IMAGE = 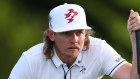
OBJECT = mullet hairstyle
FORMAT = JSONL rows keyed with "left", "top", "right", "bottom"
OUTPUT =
{"left": 43, "top": 29, "right": 94, "bottom": 59}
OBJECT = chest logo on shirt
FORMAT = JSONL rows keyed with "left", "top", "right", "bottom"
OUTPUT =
{"left": 65, "top": 9, "right": 78, "bottom": 23}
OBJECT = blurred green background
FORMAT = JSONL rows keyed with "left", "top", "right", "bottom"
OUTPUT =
{"left": 0, "top": 0, "right": 140, "bottom": 79}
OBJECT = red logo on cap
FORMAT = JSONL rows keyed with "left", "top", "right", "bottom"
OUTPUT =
{"left": 65, "top": 9, "right": 78, "bottom": 23}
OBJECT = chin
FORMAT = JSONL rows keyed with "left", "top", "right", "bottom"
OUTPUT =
{"left": 68, "top": 52, "right": 80, "bottom": 57}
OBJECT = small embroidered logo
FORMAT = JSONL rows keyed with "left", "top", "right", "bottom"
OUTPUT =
{"left": 115, "top": 57, "right": 122, "bottom": 62}
{"left": 65, "top": 9, "right": 78, "bottom": 23}
{"left": 80, "top": 66, "right": 86, "bottom": 74}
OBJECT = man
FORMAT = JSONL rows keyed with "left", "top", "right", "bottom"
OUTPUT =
{"left": 9, "top": 3, "right": 140, "bottom": 79}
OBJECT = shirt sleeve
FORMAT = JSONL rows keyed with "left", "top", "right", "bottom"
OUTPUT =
{"left": 101, "top": 41, "right": 127, "bottom": 77}
{"left": 8, "top": 52, "right": 32, "bottom": 79}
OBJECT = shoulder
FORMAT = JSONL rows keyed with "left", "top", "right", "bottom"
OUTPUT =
{"left": 89, "top": 36, "right": 107, "bottom": 47}
{"left": 9, "top": 43, "right": 47, "bottom": 79}
{"left": 23, "top": 43, "right": 44, "bottom": 56}
{"left": 87, "top": 36, "right": 119, "bottom": 61}
{"left": 88, "top": 36, "right": 118, "bottom": 56}
{"left": 22, "top": 43, "right": 46, "bottom": 63}
{"left": 87, "top": 36, "right": 127, "bottom": 77}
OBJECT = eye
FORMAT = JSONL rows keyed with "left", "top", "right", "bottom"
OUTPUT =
{"left": 76, "top": 30, "right": 83, "bottom": 35}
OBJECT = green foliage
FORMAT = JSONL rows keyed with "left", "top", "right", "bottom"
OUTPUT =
{"left": 0, "top": 0, "right": 140, "bottom": 79}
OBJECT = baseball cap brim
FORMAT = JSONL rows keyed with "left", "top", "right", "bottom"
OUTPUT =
{"left": 52, "top": 25, "right": 91, "bottom": 32}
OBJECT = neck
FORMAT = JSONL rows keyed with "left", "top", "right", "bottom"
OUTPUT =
{"left": 62, "top": 57, "right": 76, "bottom": 68}
{"left": 55, "top": 51, "right": 77, "bottom": 68}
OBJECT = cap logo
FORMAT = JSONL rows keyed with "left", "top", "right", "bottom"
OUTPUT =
{"left": 65, "top": 9, "right": 78, "bottom": 23}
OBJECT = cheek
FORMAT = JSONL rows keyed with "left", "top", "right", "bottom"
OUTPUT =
{"left": 79, "top": 36, "right": 86, "bottom": 48}
{"left": 54, "top": 39, "right": 68, "bottom": 55}
{"left": 54, "top": 38, "right": 67, "bottom": 49}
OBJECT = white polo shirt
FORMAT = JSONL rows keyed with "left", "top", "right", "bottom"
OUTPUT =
{"left": 9, "top": 37, "right": 126, "bottom": 79}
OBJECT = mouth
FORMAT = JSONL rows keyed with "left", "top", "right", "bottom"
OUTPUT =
{"left": 67, "top": 45, "right": 80, "bottom": 50}
{"left": 68, "top": 47, "right": 78, "bottom": 49}
{"left": 65, "top": 45, "right": 81, "bottom": 55}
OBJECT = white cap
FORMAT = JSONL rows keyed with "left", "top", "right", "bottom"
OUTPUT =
{"left": 48, "top": 3, "right": 91, "bottom": 32}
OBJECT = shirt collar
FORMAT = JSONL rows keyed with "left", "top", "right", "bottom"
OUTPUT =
{"left": 51, "top": 48, "right": 83, "bottom": 68}
{"left": 51, "top": 48, "right": 63, "bottom": 68}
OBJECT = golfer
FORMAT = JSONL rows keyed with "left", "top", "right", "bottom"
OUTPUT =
{"left": 9, "top": 3, "right": 140, "bottom": 79}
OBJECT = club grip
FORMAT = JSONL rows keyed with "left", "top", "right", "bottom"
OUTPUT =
{"left": 136, "top": 30, "right": 140, "bottom": 75}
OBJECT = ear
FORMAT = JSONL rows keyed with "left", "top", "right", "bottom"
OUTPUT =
{"left": 85, "top": 30, "right": 87, "bottom": 33}
{"left": 46, "top": 29, "right": 55, "bottom": 41}
{"left": 84, "top": 30, "right": 87, "bottom": 35}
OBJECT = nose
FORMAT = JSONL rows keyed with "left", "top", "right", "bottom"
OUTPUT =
{"left": 70, "top": 33, "right": 78, "bottom": 43}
